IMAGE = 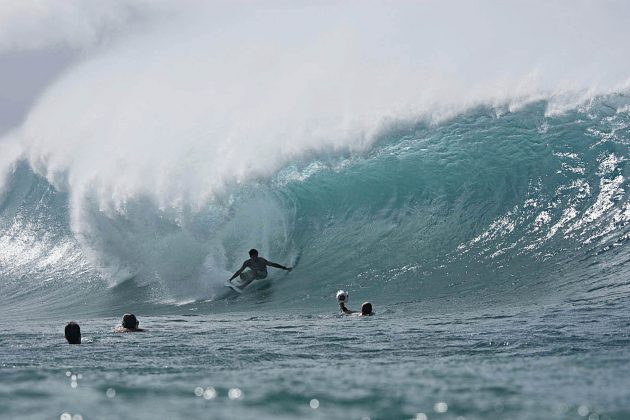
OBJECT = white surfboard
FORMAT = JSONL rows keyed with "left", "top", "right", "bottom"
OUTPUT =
{"left": 224, "top": 281, "right": 244, "bottom": 294}
{"left": 225, "top": 269, "right": 259, "bottom": 293}
{"left": 224, "top": 272, "right": 255, "bottom": 293}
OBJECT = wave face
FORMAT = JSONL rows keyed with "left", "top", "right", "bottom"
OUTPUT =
{"left": 1, "top": 97, "right": 629, "bottom": 316}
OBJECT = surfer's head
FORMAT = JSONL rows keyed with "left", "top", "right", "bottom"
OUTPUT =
{"left": 249, "top": 249, "right": 259, "bottom": 258}
{"left": 361, "top": 302, "right": 373, "bottom": 316}
{"left": 65, "top": 321, "right": 81, "bottom": 344}
{"left": 122, "top": 313, "right": 139, "bottom": 329}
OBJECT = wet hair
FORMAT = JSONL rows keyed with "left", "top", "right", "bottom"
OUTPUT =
{"left": 249, "top": 249, "right": 259, "bottom": 257}
{"left": 122, "top": 313, "right": 139, "bottom": 329}
{"left": 65, "top": 321, "right": 81, "bottom": 344}
{"left": 361, "top": 302, "right": 373, "bottom": 316}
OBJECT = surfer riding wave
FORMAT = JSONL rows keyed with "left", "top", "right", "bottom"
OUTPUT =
{"left": 227, "top": 249, "right": 292, "bottom": 289}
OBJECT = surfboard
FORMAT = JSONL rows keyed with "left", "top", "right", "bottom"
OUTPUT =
{"left": 224, "top": 281, "right": 244, "bottom": 294}
{"left": 224, "top": 270, "right": 257, "bottom": 293}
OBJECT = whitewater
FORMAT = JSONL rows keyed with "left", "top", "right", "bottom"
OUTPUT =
{"left": 1, "top": 1, "right": 629, "bottom": 419}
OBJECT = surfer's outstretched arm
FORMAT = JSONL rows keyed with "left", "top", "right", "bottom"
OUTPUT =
{"left": 228, "top": 261, "right": 248, "bottom": 281}
{"left": 266, "top": 261, "right": 292, "bottom": 271}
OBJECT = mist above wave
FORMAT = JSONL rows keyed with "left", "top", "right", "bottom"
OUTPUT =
{"left": 0, "top": 1, "right": 627, "bottom": 208}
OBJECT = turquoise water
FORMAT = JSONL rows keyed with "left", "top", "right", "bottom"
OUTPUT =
{"left": 1, "top": 100, "right": 630, "bottom": 418}
{"left": 1, "top": 304, "right": 628, "bottom": 420}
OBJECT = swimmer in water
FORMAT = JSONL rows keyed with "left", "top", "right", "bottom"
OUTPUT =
{"left": 114, "top": 313, "right": 145, "bottom": 332}
{"left": 65, "top": 321, "right": 81, "bottom": 344}
{"left": 336, "top": 290, "right": 373, "bottom": 316}
{"left": 228, "top": 249, "right": 292, "bottom": 288}
{"left": 340, "top": 301, "right": 374, "bottom": 316}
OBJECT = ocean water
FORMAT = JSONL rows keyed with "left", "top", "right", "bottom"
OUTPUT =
{"left": 1, "top": 303, "right": 628, "bottom": 420}
{"left": 1, "top": 97, "right": 630, "bottom": 419}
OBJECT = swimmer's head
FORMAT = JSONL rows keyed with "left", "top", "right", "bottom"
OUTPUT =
{"left": 122, "top": 313, "right": 139, "bottom": 329}
{"left": 361, "top": 302, "right": 373, "bottom": 316}
{"left": 249, "top": 249, "right": 259, "bottom": 258}
{"left": 65, "top": 321, "right": 81, "bottom": 344}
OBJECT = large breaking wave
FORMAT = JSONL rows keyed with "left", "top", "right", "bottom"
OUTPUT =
{"left": 1, "top": 1, "right": 630, "bottom": 317}
{"left": 1, "top": 98, "right": 629, "bottom": 316}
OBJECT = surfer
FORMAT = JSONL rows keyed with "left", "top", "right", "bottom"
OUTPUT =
{"left": 227, "top": 249, "right": 292, "bottom": 288}
{"left": 114, "top": 313, "right": 145, "bottom": 332}
{"left": 65, "top": 321, "right": 81, "bottom": 344}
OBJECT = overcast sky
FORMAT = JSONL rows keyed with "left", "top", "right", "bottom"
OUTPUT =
{"left": 0, "top": 49, "right": 75, "bottom": 135}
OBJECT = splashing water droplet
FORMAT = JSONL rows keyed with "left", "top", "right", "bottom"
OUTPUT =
{"left": 578, "top": 405, "right": 590, "bottom": 417}
{"left": 227, "top": 388, "right": 242, "bottom": 400}
{"left": 203, "top": 387, "right": 217, "bottom": 400}
{"left": 434, "top": 402, "right": 448, "bottom": 413}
